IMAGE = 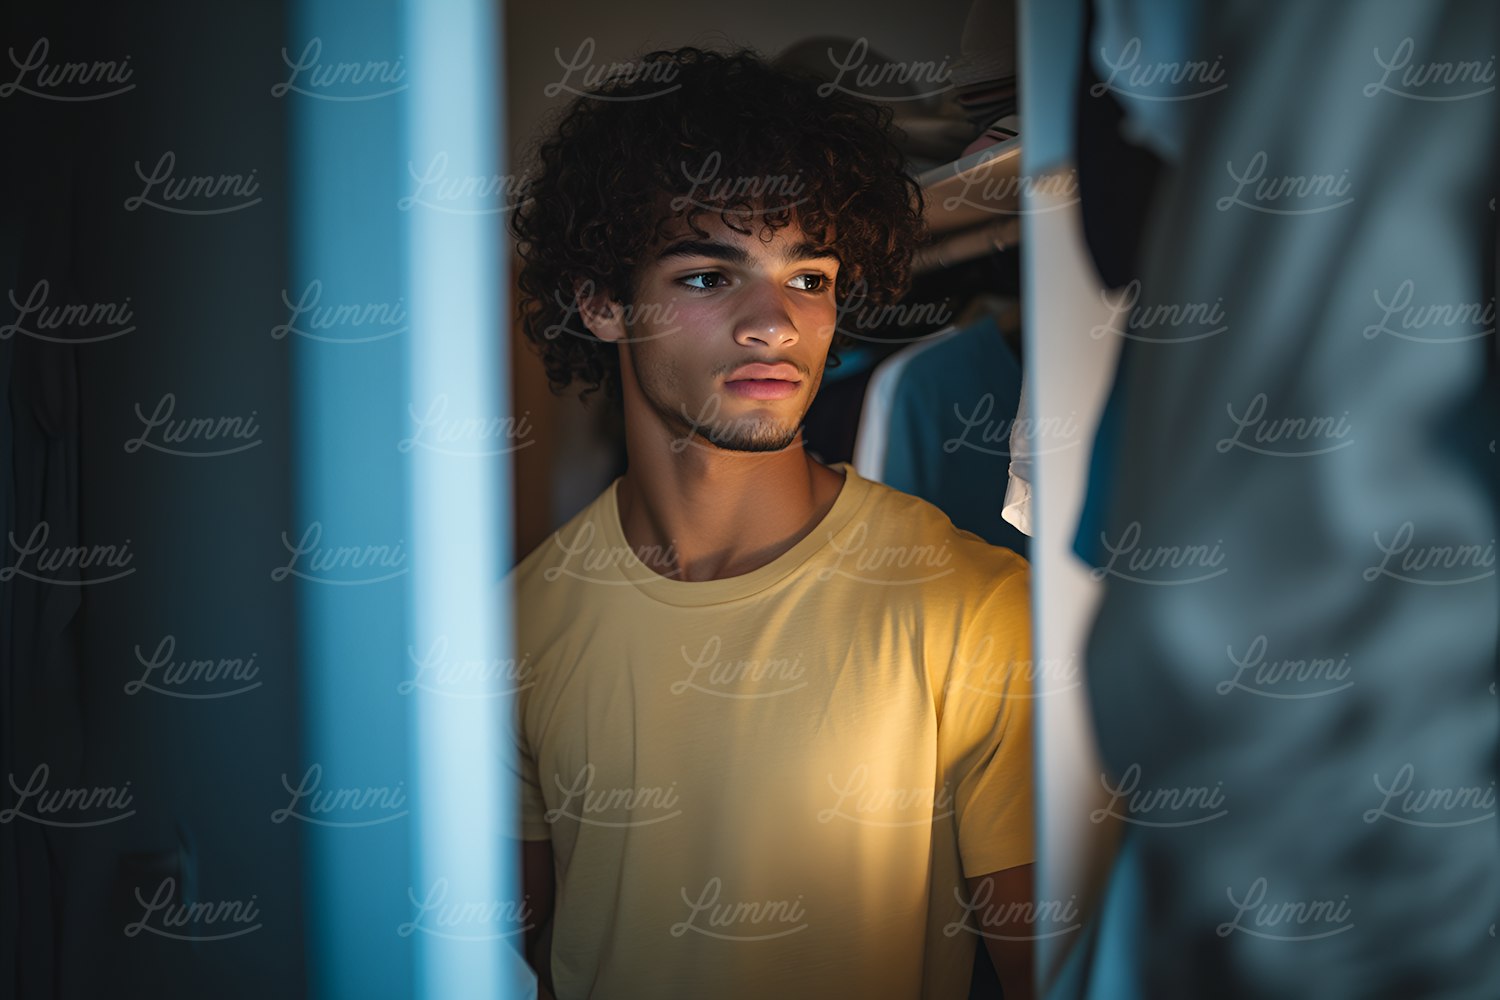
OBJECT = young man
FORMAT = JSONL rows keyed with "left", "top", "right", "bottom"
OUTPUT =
{"left": 505, "top": 46, "right": 1034, "bottom": 1000}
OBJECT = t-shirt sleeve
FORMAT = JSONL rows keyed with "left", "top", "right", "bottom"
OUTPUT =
{"left": 938, "top": 562, "right": 1035, "bottom": 877}
{"left": 507, "top": 688, "right": 553, "bottom": 842}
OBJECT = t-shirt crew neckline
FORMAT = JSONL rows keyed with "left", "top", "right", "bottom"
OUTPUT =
{"left": 600, "top": 461, "right": 873, "bottom": 607}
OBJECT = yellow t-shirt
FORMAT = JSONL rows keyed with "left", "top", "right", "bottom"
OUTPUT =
{"left": 506, "top": 461, "right": 1034, "bottom": 999}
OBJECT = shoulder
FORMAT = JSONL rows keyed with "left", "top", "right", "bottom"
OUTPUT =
{"left": 495, "top": 482, "right": 619, "bottom": 635}
{"left": 847, "top": 470, "right": 1028, "bottom": 593}
{"left": 510, "top": 483, "right": 614, "bottom": 580}
{"left": 843, "top": 477, "right": 1032, "bottom": 701}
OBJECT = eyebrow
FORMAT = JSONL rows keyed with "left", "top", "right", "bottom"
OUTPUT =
{"left": 653, "top": 238, "right": 840, "bottom": 267}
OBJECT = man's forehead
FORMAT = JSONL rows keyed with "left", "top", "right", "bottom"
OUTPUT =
{"left": 646, "top": 211, "right": 838, "bottom": 262}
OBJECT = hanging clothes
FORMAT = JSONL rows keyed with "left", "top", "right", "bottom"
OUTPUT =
{"left": 1001, "top": 373, "right": 1033, "bottom": 537}
{"left": 853, "top": 314, "right": 1029, "bottom": 557}
{"left": 1059, "top": 2, "right": 1500, "bottom": 998}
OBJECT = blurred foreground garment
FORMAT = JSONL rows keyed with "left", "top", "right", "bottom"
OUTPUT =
{"left": 1057, "top": 2, "right": 1500, "bottom": 998}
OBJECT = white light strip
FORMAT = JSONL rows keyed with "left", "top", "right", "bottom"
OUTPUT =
{"left": 402, "top": 0, "right": 519, "bottom": 995}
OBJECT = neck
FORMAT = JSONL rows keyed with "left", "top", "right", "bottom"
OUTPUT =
{"left": 615, "top": 422, "right": 845, "bottom": 583}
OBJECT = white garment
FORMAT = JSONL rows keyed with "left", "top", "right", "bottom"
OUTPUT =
{"left": 1001, "top": 373, "right": 1033, "bottom": 536}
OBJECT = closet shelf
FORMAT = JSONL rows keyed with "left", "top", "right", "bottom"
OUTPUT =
{"left": 917, "top": 133, "right": 1022, "bottom": 237}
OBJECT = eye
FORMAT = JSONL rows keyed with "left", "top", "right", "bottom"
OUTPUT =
{"left": 678, "top": 272, "right": 728, "bottom": 292}
{"left": 790, "top": 273, "right": 833, "bottom": 293}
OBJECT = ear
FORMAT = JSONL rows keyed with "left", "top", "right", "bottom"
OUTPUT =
{"left": 572, "top": 277, "right": 628, "bottom": 344}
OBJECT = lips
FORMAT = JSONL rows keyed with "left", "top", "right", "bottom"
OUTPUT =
{"left": 724, "top": 378, "right": 800, "bottom": 400}
{"left": 723, "top": 361, "right": 802, "bottom": 401}
{"left": 726, "top": 362, "right": 801, "bottom": 383}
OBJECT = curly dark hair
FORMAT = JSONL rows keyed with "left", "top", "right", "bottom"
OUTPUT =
{"left": 509, "top": 45, "right": 927, "bottom": 403}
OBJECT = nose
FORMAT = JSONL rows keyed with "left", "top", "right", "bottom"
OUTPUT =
{"left": 731, "top": 278, "right": 799, "bottom": 351}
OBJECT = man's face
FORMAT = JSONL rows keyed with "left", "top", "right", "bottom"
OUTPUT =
{"left": 612, "top": 211, "right": 842, "bottom": 453}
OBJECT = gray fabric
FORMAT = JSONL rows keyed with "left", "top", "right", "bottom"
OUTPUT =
{"left": 1073, "top": 2, "right": 1499, "bottom": 997}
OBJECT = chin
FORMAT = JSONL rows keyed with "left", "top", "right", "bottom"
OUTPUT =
{"left": 712, "top": 435, "right": 801, "bottom": 454}
{"left": 657, "top": 382, "right": 808, "bottom": 454}
{"left": 698, "top": 417, "right": 803, "bottom": 453}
